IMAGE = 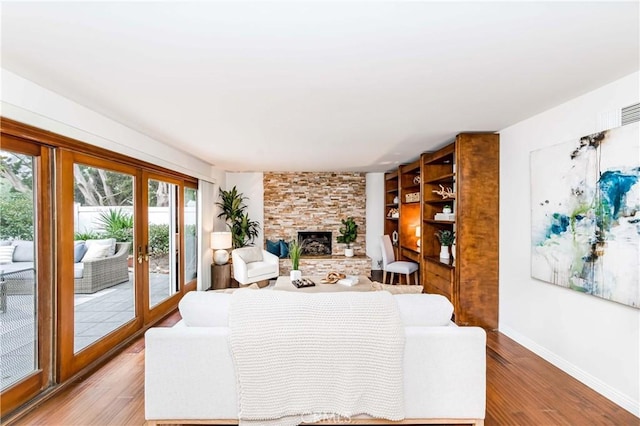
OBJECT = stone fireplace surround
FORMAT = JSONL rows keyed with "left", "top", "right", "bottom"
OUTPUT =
{"left": 263, "top": 172, "right": 370, "bottom": 276}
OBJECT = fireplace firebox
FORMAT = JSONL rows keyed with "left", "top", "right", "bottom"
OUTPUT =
{"left": 298, "top": 231, "right": 332, "bottom": 256}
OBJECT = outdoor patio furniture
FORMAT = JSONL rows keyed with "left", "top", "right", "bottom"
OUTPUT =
{"left": 74, "top": 242, "right": 130, "bottom": 294}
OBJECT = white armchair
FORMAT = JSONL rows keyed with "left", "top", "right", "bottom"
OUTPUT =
{"left": 231, "top": 247, "right": 279, "bottom": 285}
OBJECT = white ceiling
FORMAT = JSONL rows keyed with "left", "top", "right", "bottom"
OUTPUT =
{"left": 1, "top": 2, "right": 638, "bottom": 172}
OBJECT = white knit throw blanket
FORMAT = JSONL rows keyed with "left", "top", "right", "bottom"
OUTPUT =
{"left": 229, "top": 290, "right": 405, "bottom": 426}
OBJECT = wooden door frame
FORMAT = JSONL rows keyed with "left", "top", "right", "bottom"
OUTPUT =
{"left": 57, "top": 151, "right": 142, "bottom": 381}
{"left": 0, "top": 136, "right": 54, "bottom": 415}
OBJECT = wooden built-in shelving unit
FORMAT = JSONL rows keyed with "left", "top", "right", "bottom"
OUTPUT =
{"left": 385, "top": 132, "right": 499, "bottom": 329}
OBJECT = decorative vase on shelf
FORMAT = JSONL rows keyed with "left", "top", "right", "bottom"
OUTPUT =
{"left": 440, "top": 245, "right": 450, "bottom": 260}
{"left": 393, "top": 196, "right": 399, "bottom": 204}
{"left": 442, "top": 205, "right": 452, "bottom": 214}
{"left": 345, "top": 247, "right": 354, "bottom": 257}
{"left": 290, "top": 270, "right": 302, "bottom": 281}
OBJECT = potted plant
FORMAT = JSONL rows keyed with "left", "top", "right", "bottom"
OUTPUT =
{"left": 435, "top": 229, "right": 455, "bottom": 260}
{"left": 216, "top": 186, "right": 260, "bottom": 248}
{"left": 336, "top": 217, "right": 358, "bottom": 257}
{"left": 288, "top": 239, "right": 303, "bottom": 281}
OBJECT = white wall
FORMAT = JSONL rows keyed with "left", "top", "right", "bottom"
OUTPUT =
{"left": 225, "top": 172, "right": 264, "bottom": 248}
{"left": 366, "top": 173, "right": 385, "bottom": 269}
{"left": 1, "top": 69, "right": 217, "bottom": 182}
{"left": 499, "top": 71, "right": 640, "bottom": 416}
{"left": 1, "top": 69, "right": 227, "bottom": 292}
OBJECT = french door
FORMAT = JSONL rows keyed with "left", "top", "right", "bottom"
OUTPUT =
{"left": 57, "top": 156, "right": 196, "bottom": 380}
{"left": 0, "top": 135, "right": 53, "bottom": 414}
{"left": 1, "top": 118, "right": 199, "bottom": 416}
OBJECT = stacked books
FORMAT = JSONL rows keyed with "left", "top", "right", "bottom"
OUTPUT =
{"left": 435, "top": 213, "right": 455, "bottom": 221}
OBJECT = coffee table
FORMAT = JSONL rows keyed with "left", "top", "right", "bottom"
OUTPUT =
{"left": 273, "top": 275, "right": 373, "bottom": 293}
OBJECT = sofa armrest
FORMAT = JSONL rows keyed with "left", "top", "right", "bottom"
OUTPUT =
{"left": 145, "top": 327, "right": 238, "bottom": 420}
{"left": 231, "top": 250, "right": 249, "bottom": 283}
{"left": 403, "top": 326, "right": 487, "bottom": 419}
{"left": 262, "top": 250, "right": 279, "bottom": 265}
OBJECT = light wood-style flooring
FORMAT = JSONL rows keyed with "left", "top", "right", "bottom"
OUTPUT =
{"left": 7, "top": 312, "right": 638, "bottom": 426}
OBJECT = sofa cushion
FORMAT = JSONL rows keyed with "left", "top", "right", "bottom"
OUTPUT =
{"left": 371, "top": 282, "right": 423, "bottom": 294}
{"left": 12, "top": 240, "right": 34, "bottom": 262}
{"left": 85, "top": 238, "right": 116, "bottom": 257}
{"left": 0, "top": 245, "right": 16, "bottom": 264}
{"left": 235, "top": 247, "right": 263, "bottom": 264}
{"left": 74, "top": 241, "right": 88, "bottom": 263}
{"left": 266, "top": 239, "right": 281, "bottom": 257}
{"left": 278, "top": 239, "right": 289, "bottom": 258}
{"left": 394, "top": 294, "right": 454, "bottom": 326}
{"left": 246, "top": 261, "right": 277, "bottom": 278}
{"left": 82, "top": 243, "right": 111, "bottom": 261}
{"left": 74, "top": 263, "right": 85, "bottom": 279}
{"left": 179, "top": 291, "right": 232, "bottom": 326}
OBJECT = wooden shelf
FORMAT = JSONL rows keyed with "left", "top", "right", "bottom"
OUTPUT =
{"left": 402, "top": 200, "right": 420, "bottom": 205}
{"left": 402, "top": 183, "right": 421, "bottom": 190}
{"left": 386, "top": 188, "right": 399, "bottom": 193}
{"left": 424, "top": 198, "right": 456, "bottom": 204}
{"left": 385, "top": 217, "right": 398, "bottom": 221}
{"left": 424, "top": 219, "right": 455, "bottom": 224}
{"left": 386, "top": 203, "right": 399, "bottom": 207}
{"left": 425, "top": 173, "right": 455, "bottom": 184}
{"left": 423, "top": 255, "right": 455, "bottom": 269}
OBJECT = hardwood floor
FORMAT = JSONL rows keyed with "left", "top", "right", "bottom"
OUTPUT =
{"left": 6, "top": 313, "right": 638, "bottom": 426}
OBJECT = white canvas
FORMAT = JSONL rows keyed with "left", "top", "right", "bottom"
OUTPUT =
{"left": 530, "top": 122, "right": 640, "bottom": 308}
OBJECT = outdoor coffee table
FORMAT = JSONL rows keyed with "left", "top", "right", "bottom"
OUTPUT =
{"left": 273, "top": 275, "right": 373, "bottom": 293}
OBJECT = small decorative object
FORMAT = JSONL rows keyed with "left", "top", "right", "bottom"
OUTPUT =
{"left": 413, "top": 175, "right": 421, "bottom": 184}
{"left": 392, "top": 195, "right": 399, "bottom": 204}
{"left": 292, "top": 278, "right": 315, "bottom": 288}
{"left": 289, "top": 239, "right": 302, "bottom": 280}
{"left": 210, "top": 232, "right": 232, "bottom": 265}
{"left": 337, "top": 217, "right": 358, "bottom": 257}
{"left": 442, "top": 205, "right": 452, "bottom": 214}
{"left": 432, "top": 184, "right": 455, "bottom": 199}
{"left": 435, "top": 230, "right": 455, "bottom": 260}
{"left": 320, "top": 271, "right": 346, "bottom": 284}
{"left": 391, "top": 230, "right": 399, "bottom": 245}
{"left": 387, "top": 207, "right": 399, "bottom": 218}
{"left": 405, "top": 192, "right": 420, "bottom": 203}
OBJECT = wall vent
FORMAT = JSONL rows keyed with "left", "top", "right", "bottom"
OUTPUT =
{"left": 621, "top": 102, "right": 640, "bottom": 126}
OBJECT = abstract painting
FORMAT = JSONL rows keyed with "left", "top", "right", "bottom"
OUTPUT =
{"left": 531, "top": 122, "right": 639, "bottom": 308}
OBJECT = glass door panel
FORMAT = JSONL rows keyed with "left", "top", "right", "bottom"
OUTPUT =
{"left": 184, "top": 186, "right": 198, "bottom": 285}
{"left": 0, "top": 150, "right": 37, "bottom": 390}
{"left": 73, "top": 164, "right": 135, "bottom": 353}
{"left": 148, "top": 179, "right": 178, "bottom": 307}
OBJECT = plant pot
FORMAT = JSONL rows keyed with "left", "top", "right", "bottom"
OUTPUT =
{"left": 439, "top": 245, "right": 450, "bottom": 259}
{"left": 344, "top": 248, "right": 354, "bottom": 257}
{"left": 290, "top": 270, "right": 302, "bottom": 281}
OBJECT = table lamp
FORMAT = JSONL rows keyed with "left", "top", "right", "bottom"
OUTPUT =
{"left": 211, "top": 232, "right": 232, "bottom": 265}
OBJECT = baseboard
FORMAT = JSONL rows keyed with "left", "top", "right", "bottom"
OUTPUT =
{"left": 499, "top": 325, "right": 639, "bottom": 417}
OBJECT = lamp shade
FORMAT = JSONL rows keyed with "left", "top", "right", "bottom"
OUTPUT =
{"left": 210, "top": 232, "right": 232, "bottom": 250}
{"left": 415, "top": 226, "right": 421, "bottom": 237}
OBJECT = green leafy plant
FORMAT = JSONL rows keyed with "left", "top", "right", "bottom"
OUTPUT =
{"left": 336, "top": 216, "right": 358, "bottom": 248}
{"left": 96, "top": 208, "right": 134, "bottom": 244}
{"left": 435, "top": 229, "right": 455, "bottom": 246}
{"left": 148, "top": 224, "right": 170, "bottom": 255}
{"left": 288, "top": 239, "right": 302, "bottom": 271}
{"left": 216, "top": 186, "right": 260, "bottom": 248}
{"left": 0, "top": 191, "right": 34, "bottom": 240}
{"left": 74, "top": 230, "right": 102, "bottom": 241}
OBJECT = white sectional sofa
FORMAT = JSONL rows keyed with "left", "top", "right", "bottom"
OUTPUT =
{"left": 145, "top": 291, "right": 487, "bottom": 425}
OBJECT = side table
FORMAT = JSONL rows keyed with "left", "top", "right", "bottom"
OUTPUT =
{"left": 210, "top": 263, "right": 232, "bottom": 290}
